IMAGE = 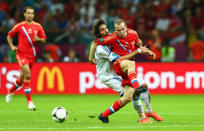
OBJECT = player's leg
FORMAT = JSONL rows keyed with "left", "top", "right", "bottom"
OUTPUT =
{"left": 21, "top": 64, "right": 35, "bottom": 110}
{"left": 102, "top": 77, "right": 149, "bottom": 123}
{"left": 5, "top": 54, "right": 25, "bottom": 103}
{"left": 140, "top": 83, "right": 163, "bottom": 121}
{"left": 9, "top": 71, "right": 24, "bottom": 93}
{"left": 98, "top": 84, "right": 135, "bottom": 123}
{"left": 5, "top": 72, "right": 24, "bottom": 103}
{"left": 132, "top": 96, "right": 151, "bottom": 123}
{"left": 117, "top": 59, "right": 140, "bottom": 90}
{"left": 131, "top": 78, "right": 151, "bottom": 123}
{"left": 101, "top": 76, "right": 124, "bottom": 97}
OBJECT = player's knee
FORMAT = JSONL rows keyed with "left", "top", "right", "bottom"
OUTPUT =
{"left": 127, "top": 61, "right": 135, "bottom": 68}
{"left": 24, "top": 73, "right": 31, "bottom": 79}
{"left": 124, "top": 96, "right": 132, "bottom": 102}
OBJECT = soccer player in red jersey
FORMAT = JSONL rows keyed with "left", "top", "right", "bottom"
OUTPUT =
{"left": 95, "top": 19, "right": 163, "bottom": 123}
{"left": 6, "top": 6, "right": 46, "bottom": 110}
{"left": 96, "top": 19, "right": 151, "bottom": 92}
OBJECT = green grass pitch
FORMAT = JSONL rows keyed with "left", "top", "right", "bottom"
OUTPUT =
{"left": 0, "top": 94, "right": 204, "bottom": 131}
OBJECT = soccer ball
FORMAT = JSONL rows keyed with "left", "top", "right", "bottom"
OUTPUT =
{"left": 52, "top": 107, "right": 68, "bottom": 123}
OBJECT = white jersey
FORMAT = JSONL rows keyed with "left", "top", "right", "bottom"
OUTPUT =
{"left": 95, "top": 45, "right": 120, "bottom": 81}
{"left": 95, "top": 45, "right": 123, "bottom": 95}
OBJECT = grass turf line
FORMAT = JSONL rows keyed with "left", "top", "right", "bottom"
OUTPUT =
{"left": 0, "top": 95, "right": 204, "bottom": 131}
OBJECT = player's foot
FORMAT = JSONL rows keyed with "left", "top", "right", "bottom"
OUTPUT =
{"left": 5, "top": 93, "right": 14, "bottom": 103}
{"left": 98, "top": 113, "right": 109, "bottom": 123}
{"left": 27, "top": 101, "right": 36, "bottom": 111}
{"left": 139, "top": 117, "right": 152, "bottom": 123}
{"left": 145, "top": 111, "right": 163, "bottom": 121}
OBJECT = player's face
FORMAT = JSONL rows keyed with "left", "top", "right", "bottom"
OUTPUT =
{"left": 24, "top": 9, "right": 34, "bottom": 22}
{"left": 114, "top": 22, "right": 127, "bottom": 38}
{"left": 99, "top": 24, "right": 109, "bottom": 37}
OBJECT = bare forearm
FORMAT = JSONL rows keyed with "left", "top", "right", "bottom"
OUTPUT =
{"left": 89, "top": 41, "right": 97, "bottom": 61}
{"left": 7, "top": 35, "right": 14, "bottom": 48}
{"left": 119, "top": 50, "right": 139, "bottom": 60}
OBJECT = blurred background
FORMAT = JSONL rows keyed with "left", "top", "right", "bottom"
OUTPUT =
{"left": 0, "top": 0, "right": 204, "bottom": 63}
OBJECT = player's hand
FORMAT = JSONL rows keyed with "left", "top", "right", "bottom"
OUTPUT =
{"left": 33, "top": 35, "right": 40, "bottom": 42}
{"left": 11, "top": 46, "right": 17, "bottom": 52}
{"left": 89, "top": 59, "right": 97, "bottom": 65}
{"left": 147, "top": 51, "right": 156, "bottom": 60}
{"left": 139, "top": 46, "right": 149, "bottom": 54}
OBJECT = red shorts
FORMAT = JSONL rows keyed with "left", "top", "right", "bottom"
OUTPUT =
{"left": 113, "top": 59, "right": 132, "bottom": 87}
{"left": 16, "top": 54, "right": 35, "bottom": 69}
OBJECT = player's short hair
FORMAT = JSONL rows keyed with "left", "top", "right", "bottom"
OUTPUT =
{"left": 24, "top": 6, "right": 34, "bottom": 13}
{"left": 92, "top": 19, "right": 106, "bottom": 38}
{"left": 114, "top": 19, "right": 126, "bottom": 26}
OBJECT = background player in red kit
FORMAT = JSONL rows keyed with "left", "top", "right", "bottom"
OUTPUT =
{"left": 6, "top": 6, "right": 46, "bottom": 110}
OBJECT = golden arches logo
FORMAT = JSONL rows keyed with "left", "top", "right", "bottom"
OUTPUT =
{"left": 37, "top": 66, "right": 65, "bottom": 92}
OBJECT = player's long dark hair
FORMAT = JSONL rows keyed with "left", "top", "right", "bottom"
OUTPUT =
{"left": 92, "top": 19, "right": 106, "bottom": 39}
{"left": 24, "top": 6, "right": 35, "bottom": 13}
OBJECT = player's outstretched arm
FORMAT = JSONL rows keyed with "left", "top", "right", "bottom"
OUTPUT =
{"left": 89, "top": 41, "right": 97, "bottom": 65}
{"left": 136, "top": 39, "right": 156, "bottom": 60}
{"left": 119, "top": 49, "right": 141, "bottom": 60}
{"left": 7, "top": 35, "right": 17, "bottom": 52}
{"left": 140, "top": 46, "right": 156, "bottom": 60}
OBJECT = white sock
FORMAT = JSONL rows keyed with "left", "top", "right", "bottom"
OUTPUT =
{"left": 132, "top": 97, "right": 145, "bottom": 119}
{"left": 140, "top": 89, "right": 152, "bottom": 113}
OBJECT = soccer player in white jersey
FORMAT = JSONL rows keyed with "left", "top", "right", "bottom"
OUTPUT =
{"left": 89, "top": 20, "right": 163, "bottom": 123}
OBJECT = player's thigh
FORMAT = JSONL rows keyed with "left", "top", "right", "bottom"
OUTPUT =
{"left": 120, "top": 60, "right": 135, "bottom": 73}
{"left": 103, "top": 78, "right": 124, "bottom": 96}
{"left": 18, "top": 71, "right": 24, "bottom": 82}
{"left": 21, "top": 64, "right": 31, "bottom": 75}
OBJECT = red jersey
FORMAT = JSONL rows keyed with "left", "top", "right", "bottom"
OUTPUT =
{"left": 8, "top": 21, "right": 46, "bottom": 57}
{"left": 97, "top": 28, "right": 139, "bottom": 56}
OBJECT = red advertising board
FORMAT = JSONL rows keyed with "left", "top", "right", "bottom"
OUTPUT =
{"left": 0, "top": 63, "right": 204, "bottom": 94}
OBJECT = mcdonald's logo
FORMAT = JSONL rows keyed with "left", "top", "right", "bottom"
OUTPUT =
{"left": 37, "top": 66, "right": 65, "bottom": 92}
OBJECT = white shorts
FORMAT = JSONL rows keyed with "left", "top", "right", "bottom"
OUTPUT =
{"left": 100, "top": 75, "right": 146, "bottom": 96}
{"left": 100, "top": 75, "right": 124, "bottom": 96}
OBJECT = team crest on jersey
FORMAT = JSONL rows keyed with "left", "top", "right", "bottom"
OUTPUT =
{"left": 28, "top": 28, "right": 32, "bottom": 34}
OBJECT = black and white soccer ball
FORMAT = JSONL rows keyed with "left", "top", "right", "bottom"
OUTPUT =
{"left": 52, "top": 107, "right": 68, "bottom": 123}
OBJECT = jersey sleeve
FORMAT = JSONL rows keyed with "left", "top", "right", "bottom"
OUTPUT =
{"left": 96, "top": 46, "right": 120, "bottom": 62}
{"left": 38, "top": 25, "right": 46, "bottom": 40}
{"left": 96, "top": 33, "right": 117, "bottom": 45}
{"left": 8, "top": 24, "right": 19, "bottom": 38}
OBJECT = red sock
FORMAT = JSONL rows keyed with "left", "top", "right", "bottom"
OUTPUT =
{"left": 128, "top": 72, "right": 139, "bottom": 90}
{"left": 23, "top": 79, "right": 32, "bottom": 101}
{"left": 8, "top": 79, "right": 22, "bottom": 94}
{"left": 102, "top": 99, "right": 124, "bottom": 117}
